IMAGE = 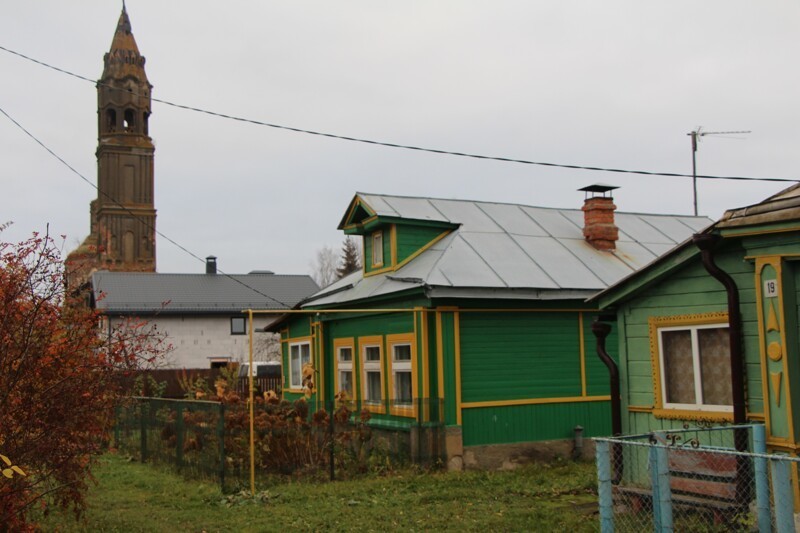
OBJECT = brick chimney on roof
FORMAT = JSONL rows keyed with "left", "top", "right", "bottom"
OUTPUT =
{"left": 579, "top": 184, "right": 619, "bottom": 251}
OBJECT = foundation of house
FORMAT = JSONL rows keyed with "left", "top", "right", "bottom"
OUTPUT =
{"left": 462, "top": 438, "right": 597, "bottom": 471}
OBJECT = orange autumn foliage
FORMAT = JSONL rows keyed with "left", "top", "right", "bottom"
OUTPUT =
{"left": 0, "top": 231, "right": 167, "bottom": 530}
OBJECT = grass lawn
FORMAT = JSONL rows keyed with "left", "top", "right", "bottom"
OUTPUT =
{"left": 38, "top": 453, "right": 599, "bottom": 532}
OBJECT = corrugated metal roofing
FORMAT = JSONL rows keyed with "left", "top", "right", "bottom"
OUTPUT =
{"left": 92, "top": 271, "right": 319, "bottom": 314}
{"left": 309, "top": 193, "right": 712, "bottom": 307}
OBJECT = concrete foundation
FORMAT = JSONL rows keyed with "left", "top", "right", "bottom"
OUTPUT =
{"left": 463, "top": 438, "right": 597, "bottom": 471}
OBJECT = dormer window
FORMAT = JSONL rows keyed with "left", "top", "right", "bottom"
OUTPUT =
{"left": 372, "top": 231, "right": 383, "bottom": 267}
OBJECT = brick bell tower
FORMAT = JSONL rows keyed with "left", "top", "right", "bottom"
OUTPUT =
{"left": 67, "top": 4, "right": 156, "bottom": 288}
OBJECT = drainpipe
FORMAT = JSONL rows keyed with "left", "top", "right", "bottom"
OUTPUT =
{"left": 692, "top": 232, "right": 749, "bottom": 506}
{"left": 593, "top": 318, "right": 623, "bottom": 483}
{"left": 692, "top": 233, "right": 746, "bottom": 427}
{"left": 593, "top": 320, "right": 622, "bottom": 437}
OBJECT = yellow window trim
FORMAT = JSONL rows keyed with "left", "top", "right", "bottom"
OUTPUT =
{"left": 358, "top": 335, "right": 385, "bottom": 414}
{"left": 648, "top": 312, "right": 730, "bottom": 416}
{"left": 387, "top": 333, "right": 417, "bottom": 418}
{"left": 333, "top": 337, "right": 356, "bottom": 401}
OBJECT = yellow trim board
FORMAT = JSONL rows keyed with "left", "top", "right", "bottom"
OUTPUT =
{"left": 461, "top": 395, "right": 610, "bottom": 409}
{"left": 454, "top": 312, "right": 462, "bottom": 426}
{"left": 436, "top": 312, "right": 445, "bottom": 402}
{"left": 579, "top": 312, "right": 587, "bottom": 397}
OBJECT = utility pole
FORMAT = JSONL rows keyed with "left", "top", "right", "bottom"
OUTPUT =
{"left": 688, "top": 127, "right": 750, "bottom": 215}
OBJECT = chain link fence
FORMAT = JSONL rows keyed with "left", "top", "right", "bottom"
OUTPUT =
{"left": 114, "top": 397, "right": 445, "bottom": 491}
{"left": 595, "top": 424, "right": 799, "bottom": 532}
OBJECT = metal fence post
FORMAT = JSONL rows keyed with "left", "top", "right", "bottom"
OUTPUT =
{"left": 596, "top": 439, "right": 615, "bottom": 533}
{"left": 218, "top": 402, "right": 225, "bottom": 492}
{"left": 114, "top": 404, "right": 120, "bottom": 448}
{"left": 650, "top": 433, "right": 673, "bottom": 532}
{"left": 329, "top": 399, "right": 335, "bottom": 482}
{"left": 771, "top": 458, "right": 794, "bottom": 533}
{"left": 752, "top": 424, "right": 772, "bottom": 533}
{"left": 139, "top": 399, "right": 148, "bottom": 463}
{"left": 175, "top": 403, "right": 184, "bottom": 468}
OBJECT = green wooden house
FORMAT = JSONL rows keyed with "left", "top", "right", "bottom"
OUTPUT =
{"left": 592, "top": 184, "right": 800, "bottom": 501}
{"left": 271, "top": 189, "right": 710, "bottom": 469}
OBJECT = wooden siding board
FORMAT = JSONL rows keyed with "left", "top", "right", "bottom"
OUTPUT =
{"left": 459, "top": 312, "right": 582, "bottom": 403}
{"left": 613, "top": 244, "right": 764, "bottom": 434}
{"left": 462, "top": 401, "right": 612, "bottom": 446}
{"left": 396, "top": 225, "right": 446, "bottom": 264}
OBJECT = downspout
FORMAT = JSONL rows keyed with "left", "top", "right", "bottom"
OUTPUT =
{"left": 592, "top": 318, "right": 623, "bottom": 483}
{"left": 692, "top": 233, "right": 746, "bottom": 426}
{"left": 692, "top": 232, "right": 749, "bottom": 506}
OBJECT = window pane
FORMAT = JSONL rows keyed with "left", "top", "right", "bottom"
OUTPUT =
{"left": 367, "top": 371, "right": 382, "bottom": 402}
{"left": 290, "top": 346, "right": 301, "bottom": 387}
{"left": 339, "top": 347, "right": 352, "bottom": 362}
{"left": 231, "top": 317, "right": 246, "bottom": 335}
{"left": 339, "top": 371, "right": 352, "bottom": 395}
{"left": 661, "top": 330, "right": 696, "bottom": 404}
{"left": 395, "top": 371, "right": 412, "bottom": 404}
{"left": 393, "top": 344, "right": 411, "bottom": 361}
{"left": 698, "top": 327, "right": 732, "bottom": 406}
{"left": 373, "top": 233, "right": 382, "bottom": 265}
{"left": 301, "top": 343, "right": 310, "bottom": 364}
{"left": 365, "top": 346, "right": 380, "bottom": 362}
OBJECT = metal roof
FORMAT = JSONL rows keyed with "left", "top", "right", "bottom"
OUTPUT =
{"left": 92, "top": 271, "right": 319, "bottom": 314}
{"left": 308, "top": 192, "right": 712, "bottom": 306}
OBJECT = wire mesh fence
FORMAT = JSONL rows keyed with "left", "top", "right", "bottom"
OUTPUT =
{"left": 114, "top": 397, "right": 445, "bottom": 491}
{"left": 595, "top": 424, "right": 799, "bottom": 532}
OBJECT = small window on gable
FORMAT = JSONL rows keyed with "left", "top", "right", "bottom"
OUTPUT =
{"left": 650, "top": 313, "right": 732, "bottom": 419}
{"left": 372, "top": 231, "right": 383, "bottom": 267}
{"left": 231, "top": 317, "right": 247, "bottom": 335}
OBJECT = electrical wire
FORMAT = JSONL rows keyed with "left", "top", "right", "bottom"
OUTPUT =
{"left": 0, "top": 104, "right": 292, "bottom": 309}
{"left": 1, "top": 44, "right": 796, "bottom": 184}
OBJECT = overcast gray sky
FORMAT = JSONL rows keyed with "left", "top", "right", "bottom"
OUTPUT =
{"left": 1, "top": 1, "right": 798, "bottom": 275}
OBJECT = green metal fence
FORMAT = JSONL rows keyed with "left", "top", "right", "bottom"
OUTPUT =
{"left": 114, "top": 397, "right": 445, "bottom": 491}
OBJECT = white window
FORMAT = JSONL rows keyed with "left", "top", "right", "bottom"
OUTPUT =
{"left": 289, "top": 341, "right": 311, "bottom": 390}
{"left": 372, "top": 231, "right": 383, "bottom": 267}
{"left": 337, "top": 345, "right": 354, "bottom": 396}
{"left": 392, "top": 343, "right": 412, "bottom": 406}
{"left": 658, "top": 324, "right": 732, "bottom": 412}
{"left": 362, "top": 344, "right": 382, "bottom": 404}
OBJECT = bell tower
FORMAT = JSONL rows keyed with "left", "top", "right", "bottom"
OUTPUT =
{"left": 67, "top": 4, "right": 156, "bottom": 287}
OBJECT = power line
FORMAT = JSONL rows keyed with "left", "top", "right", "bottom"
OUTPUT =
{"left": 0, "top": 104, "right": 291, "bottom": 309}
{"left": 1, "top": 43, "right": 796, "bottom": 184}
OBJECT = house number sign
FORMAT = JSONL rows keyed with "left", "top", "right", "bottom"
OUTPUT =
{"left": 764, "top": 279, "right": 778, "bottom": 298}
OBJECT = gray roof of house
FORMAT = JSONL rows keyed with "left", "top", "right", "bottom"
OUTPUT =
{"left": 92, "top": 271, "right": 319, "bottom": 314}
{"left": 307, "top": 192, "right": 712, "bottom": 306}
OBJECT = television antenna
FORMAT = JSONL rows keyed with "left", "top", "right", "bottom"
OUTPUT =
{"left": 688, "top": 127, "right": 751, "bottom": 215}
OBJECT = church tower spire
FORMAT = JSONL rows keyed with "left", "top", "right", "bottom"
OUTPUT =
{"left": 68, "top": 5, "right": 156, "bottom": 287}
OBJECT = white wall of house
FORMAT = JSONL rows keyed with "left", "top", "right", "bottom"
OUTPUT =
{"left": 108, "top": 314, "right": 281, "bottom": 369}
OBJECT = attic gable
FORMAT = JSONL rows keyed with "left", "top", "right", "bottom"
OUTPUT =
{"left": 339, "top": 195, "right": 377, "bottom": 232}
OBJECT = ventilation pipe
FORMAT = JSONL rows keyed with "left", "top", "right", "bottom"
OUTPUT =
{"left": 206, "top": 256, "right": 217, "bottom": 274}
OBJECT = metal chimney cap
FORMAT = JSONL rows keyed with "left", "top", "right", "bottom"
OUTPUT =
{"left": 579, "top": 184, "right": 619, "bottom": 194}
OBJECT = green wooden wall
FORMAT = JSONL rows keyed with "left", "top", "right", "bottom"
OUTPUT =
{"left": 395, "top": 225, "right": 446, "bottom": 265}
{"left": 614, "top": 241, "right": 764, "bottom": 435}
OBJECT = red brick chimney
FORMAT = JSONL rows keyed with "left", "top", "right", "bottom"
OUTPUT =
{"left": 579, "top": 184, "right": 619, "bottom": 251}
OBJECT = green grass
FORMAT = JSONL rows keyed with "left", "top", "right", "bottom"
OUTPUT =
{"left": 38, "top": 453, "right": 599, "bottom": 532}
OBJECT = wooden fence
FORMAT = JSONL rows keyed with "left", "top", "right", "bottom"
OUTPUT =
{"left": 127, "top": 368, "right": 282, "bottom": 399}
